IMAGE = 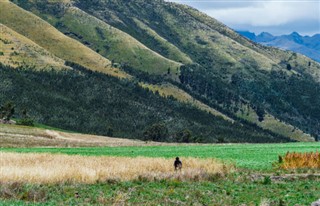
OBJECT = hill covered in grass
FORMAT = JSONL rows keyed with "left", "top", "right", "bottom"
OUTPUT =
{"left": 0, "top": 0, "right": 319, "bottom": 142}
{"left": 0, "top": 63, "right": 292, "bottom": 143}
{"left": 0, "top": 24, "right": 69, "bottom": 70}
{"left": 0, "top": 0, "right": 127, "bottom": 78}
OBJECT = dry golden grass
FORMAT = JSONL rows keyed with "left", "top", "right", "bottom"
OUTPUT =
{"left": 279, "top": 151, "right": 320, "bottom": 169}
{"left": 0, "top": 152, "right": 234, "bottom": 184}
{"left": 0, "top": 24, "right": 69, "bottom": 70}
{"left": 0, "top": 124, "right": 176, "bottom": 148}
{"left": 0, "top": 1, "right": 129, "bottom": 78}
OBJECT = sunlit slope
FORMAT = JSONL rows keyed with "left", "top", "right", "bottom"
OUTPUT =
{"left": 53, "top": 6, "right": 182, "bottom": 74}
{"left": 0, "top": 24, "right": 69, "bottom": 70}
{"left": 0, "top": 1, "right": 128, "bottom": 78}
{"left": 235, "top": 105, "right": 314, "bottom": 142}
{"left": 132, "top": 18, "right": 192, "bottom": 64}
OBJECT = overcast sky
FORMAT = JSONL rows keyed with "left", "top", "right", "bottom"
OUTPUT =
{"left": 167, "top": 0, "right": 320, "bottom": 36}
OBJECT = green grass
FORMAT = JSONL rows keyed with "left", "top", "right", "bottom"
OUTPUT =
{"left": 1, "top": 142, "right": 320, "bottom": 205}
{"left": 1, "top": 177, "right": 319, "bottom": 205}
{"left": 2, "top": 142, "right": 319, "bottom": 171}
{"left": 39, "top": 6, "right": 181, "bottom": 75}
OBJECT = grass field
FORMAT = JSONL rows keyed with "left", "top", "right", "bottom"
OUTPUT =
{"left": 1, "top": 124, "right": 320, "bottom": 205}
{"left": 2, "top": 142, "right": 320, "bottom": 171}
{"left": 0, "top": 153, "right": 232, "bottom": 184}
{"left": 1, "top": 177, "right": 319, "bottom": 206}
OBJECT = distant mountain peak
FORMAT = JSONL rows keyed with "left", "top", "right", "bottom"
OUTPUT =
{"left": 258, "top": 32, "right": 273, "bottom": 37}
{"left": 236, "top": 30, "right": 320, "bottom": 62}
{"left": 290, "top": 31, "right": 300, "bottom": 37}
{"left": 256, "top": 32, "right": 275, "bottom": 42}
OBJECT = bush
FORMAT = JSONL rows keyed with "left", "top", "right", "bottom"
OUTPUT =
{"left": 143, "top": 123, "right": 168, "bottom": 142}
{"left": 16, "top": 118, "right": 34, "bottom": 126}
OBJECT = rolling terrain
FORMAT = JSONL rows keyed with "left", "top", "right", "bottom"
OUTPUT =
{"left": 0, "top": 63, "right": 290, "bottom": 143}
{"left": 0, "top": 0, "right": 319, "bottom": 142}
{"left": 0, "top": 124, "right": 153, "bottom": 148}
{"left": 2, "top": 1, "right": 320, "bottom": 205}
{"left": 0, "top": 24, "right": 69, "bottom": 70}
{"left": 0, "top": 0, "right": 127, "bottom": 78}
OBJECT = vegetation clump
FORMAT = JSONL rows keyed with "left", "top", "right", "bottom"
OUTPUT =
{"left": 278, "top": 151, "right": 320, "bottom": 170}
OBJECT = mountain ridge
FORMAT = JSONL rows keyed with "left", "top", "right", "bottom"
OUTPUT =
{"left": 1, "top": 0, "right": 319, "bottom": 142}
{"left": 238, "top": 31, "right": 320, "bottom": 62}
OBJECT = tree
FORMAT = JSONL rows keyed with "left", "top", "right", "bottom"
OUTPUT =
{"left": 0, "top": 102, "right": 15, "bottom": 121}
{"left": 106, "top": 125, "right": 114, "bottom": 137}
{"left": 286, "top": 64, "right": 292, "bottom": 71}
{"left": 143, "top": 123, "right": 168, "bottom": 142}
{"left": 175, "top": 129, "right": 192, "bottom": 143}
{"left": 16, "top": 109, "right": 34, "bottom": 126}
{"left": 256, "top": 106, "right": 265, "bottom": 122}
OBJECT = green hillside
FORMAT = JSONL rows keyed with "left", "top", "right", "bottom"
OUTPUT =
{"left": 8, "top": 0, "right": 183, "bottom": 75}
{"left": 1, "top": 0, "right": 319, "bottom": 142}
{"left": 0, "top": 63, "right": 292, "bottom": 143}
{"left": 64, "top": 0, "right": 320, "bottom": 140}
{"left": 0, "top": 0, "right": 128, "bottom": 78}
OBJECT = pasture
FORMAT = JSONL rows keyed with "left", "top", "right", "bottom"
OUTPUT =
{"left": 2, "top": 142, "right": 320, "bottom": 170}
{"left": 0, "top": 125, "right": 319, "bottom": 205}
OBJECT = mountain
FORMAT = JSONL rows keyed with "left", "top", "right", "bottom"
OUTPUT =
{"left": 1, "top": 0, "right": 320, "bottom": 142}
{"left": 238, "top": 31, "right": 320, "bottom": 62}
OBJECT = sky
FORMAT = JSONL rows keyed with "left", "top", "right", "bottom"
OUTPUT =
{"left": 167, "top": 0, "right": 320, "bottom": 36}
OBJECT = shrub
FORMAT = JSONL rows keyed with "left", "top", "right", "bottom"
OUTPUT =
{"left": 16, "top": 118, "right": 34, "bottom": 126}
{"left": 278, "top": 151, "right": 320, "bottom": 169}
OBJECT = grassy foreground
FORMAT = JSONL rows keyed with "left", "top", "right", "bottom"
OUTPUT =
{"left": 1, "top": 142, "right": 320, "bottom": 205}
{"left": 1, "top": 178, "right": 319, "bottom": 206}
{"left": 2, "top": 142, "right": 320, "bottom": 171}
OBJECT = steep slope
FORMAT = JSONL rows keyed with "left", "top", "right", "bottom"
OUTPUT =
{"left": 8, "top": 0, "right": 184, "bottom": 75}
{"left": 0, "top": 24, "right": 69, "bottom": 70}
{"left": 53, "top": 6, "right": 182, "bottom": 74}
{"left": 69, "top": 0, "right": 320, "bottom": 140}
{"left": 66, "top": 0, "right": 320, "bottom": 82}
{"left": 140, "top": 83, "right": 233, "bottom": 122}
{"left": 0, "top": 0, "right": 128, "bottom": 78}
{"left": 4, "top": 0, "right": 320, "bottom": 141}
{"left": 0, "top": 63, "right": 292, "bottom": 143}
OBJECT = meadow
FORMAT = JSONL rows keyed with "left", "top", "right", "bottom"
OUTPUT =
{"left": 1, "top": 125, "right": 320, "bottom": 205}
{"left": 0, "top": 152, "right": 233, "bottom": 184}
{"left": 2, "top": 142, "right": 320, "bottom": 171}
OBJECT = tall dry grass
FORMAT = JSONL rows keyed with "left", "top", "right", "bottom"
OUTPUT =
{"left": 0, "top": 152, "right": 234, "bottom": 184}
{"left": 279, "top": 151, "right": 320, "bottom": 169}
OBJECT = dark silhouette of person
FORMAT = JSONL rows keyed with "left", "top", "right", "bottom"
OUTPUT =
{"left": 174, "top": 157, "right": 182, "bottom": 171}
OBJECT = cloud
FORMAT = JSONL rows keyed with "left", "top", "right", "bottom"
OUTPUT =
{"left": 205, "top": 1, "right": 319, "bottom": 26}
{"left": 167, "top": 0, "right": 320, "bottom": 35}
